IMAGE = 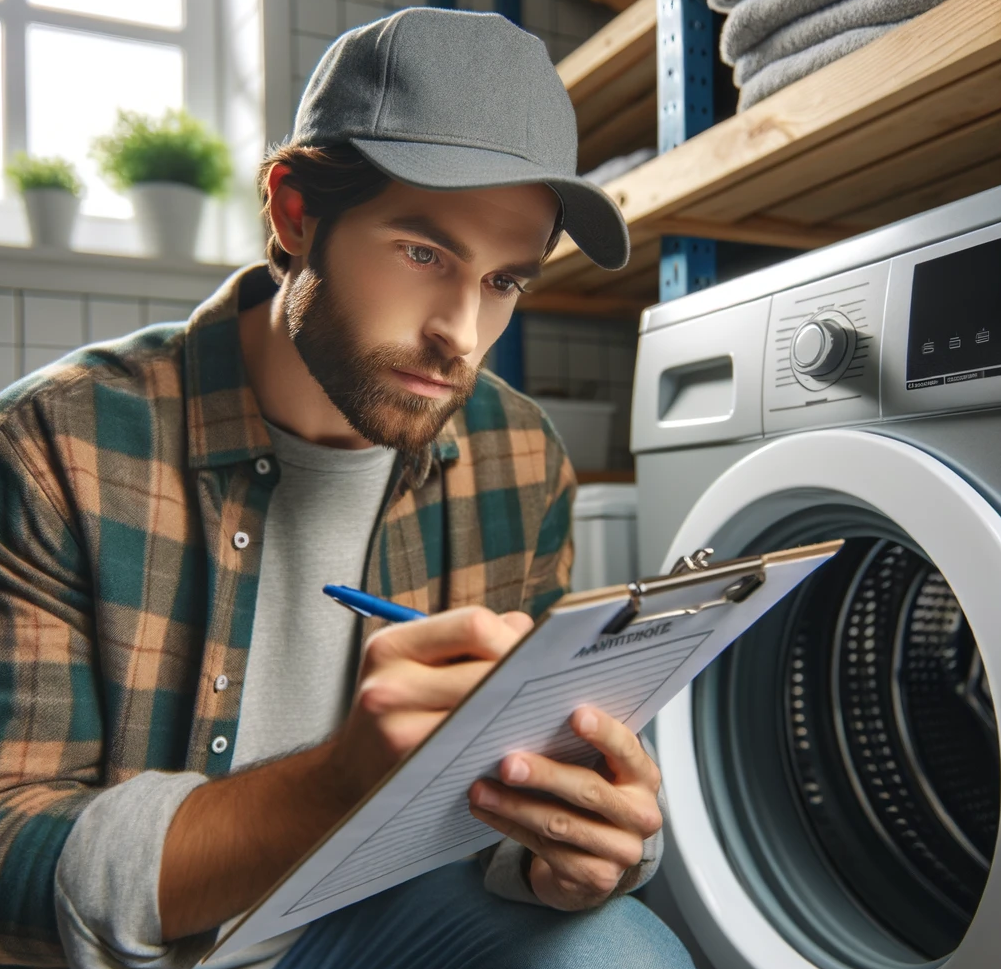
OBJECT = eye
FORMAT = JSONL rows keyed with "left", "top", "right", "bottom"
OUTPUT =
{"left": 402, "top": 244, "right": 439, "bottom": 267}
{"left": 489, "top": 275, "right": 527, "bottom": 296}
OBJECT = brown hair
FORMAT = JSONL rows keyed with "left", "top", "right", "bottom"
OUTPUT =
{"left": 258, "top": 142, "right": 565, "bottom": 284}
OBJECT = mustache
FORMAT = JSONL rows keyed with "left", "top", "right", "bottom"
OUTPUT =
{"left": 367, "top": 343, "right": 480, "bottom": 388}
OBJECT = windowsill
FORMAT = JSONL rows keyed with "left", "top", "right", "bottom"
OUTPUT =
{"left": 0, "top": 242, "right": 248, "bottom": 302}
{"left": 0, "top": 242, "right": 243, "bottom": 277}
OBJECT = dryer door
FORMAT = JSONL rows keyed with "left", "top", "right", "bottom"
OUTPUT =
{"left": 654, "top": 428, "right": 1000, "bottom": 969}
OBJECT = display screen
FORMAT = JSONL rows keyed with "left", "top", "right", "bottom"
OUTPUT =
{"left": 906, "top": 237, "right": 1001, "bottom": 389}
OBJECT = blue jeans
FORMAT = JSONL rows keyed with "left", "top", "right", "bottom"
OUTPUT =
{"left": 275, "top": 859, "right": 695, "bottom": 969}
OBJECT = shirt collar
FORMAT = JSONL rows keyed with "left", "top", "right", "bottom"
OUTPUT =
{"left": 184, "top": 262, "right": 461, "bottom": 477}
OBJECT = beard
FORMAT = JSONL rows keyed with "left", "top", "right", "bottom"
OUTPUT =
{"left": 284, "top": 264, "right": 480, "bottom": 454}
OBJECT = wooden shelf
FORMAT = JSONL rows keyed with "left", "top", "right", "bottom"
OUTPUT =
{"left": 556, "top": 0, "right": 657, "bottom": 175}
{"left": 525, "top": 0, "right": 1001, "bottom": 317}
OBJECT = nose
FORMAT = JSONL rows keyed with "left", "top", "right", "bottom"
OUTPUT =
{"left": 422, "top": 281, "right": 480, "bottom": 359}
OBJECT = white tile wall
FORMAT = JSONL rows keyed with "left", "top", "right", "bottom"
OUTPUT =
{"left": 149, "top": 301, "right": 198, "bottom": 324}
{"left": 295, "top": 0, "right": 343, "bottom": 35}
{"left": 90, "top": 298, "right": 143, "bottom": 342}
{"left": 554, "top": 0, "right": 588, "bottom": 39}
{"left": 523, "top": 314, "right": 638, "bottom": 469}
{"left": 521, "top": 0, "right": 551, "bottom": 32}
{"left": 24, "top": 294, "right": 85, "bottom": 348}
{"left": 567, "top": 338, "right": 604, "bottom": 382}
{"left": 343, "top": 1, "right": 393, "bottom": 32}
{"left": 0, "top": 291, "right": 14, "bottom": 345}
{"left": 0, "top": 347, "right": 15, "bottom": 389}
{"left": 296, "top": 33, "right": 334, "bottom": 77}
{"left": 0, "top": 287, "right": 202, "bottom": 392}
{"left": 25, "top": 346, "right": 71, "bottom": 374}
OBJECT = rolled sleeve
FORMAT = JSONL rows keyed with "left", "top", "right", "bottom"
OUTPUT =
{"left": 54, "top": 770, "right": 215, "bottom": 969}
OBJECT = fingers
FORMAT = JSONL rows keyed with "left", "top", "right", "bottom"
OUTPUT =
{"left": 569, "top": 706, "right": 662, "bottom": 791}
{"left": 361, "top": 606, "right": 522, "bottom": 671}
{"left": 489, "top": 752, "right": 662, "bottom": 838}
{"left": 358, "top": 657, "right": 495, "bottom": 712}
{"left": 468, "top": 783, "right": 646, "bottom": 871}
{"left": 377, "top": 709, "right": 449, "bottom": 757}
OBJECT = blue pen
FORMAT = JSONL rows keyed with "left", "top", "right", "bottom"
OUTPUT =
{"left": 323, "top": 584, "right": 427, "bottom": 623}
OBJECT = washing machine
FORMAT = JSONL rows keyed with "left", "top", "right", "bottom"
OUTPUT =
{"left": 632, "top": 185, "right": 1001, "bottom": 969}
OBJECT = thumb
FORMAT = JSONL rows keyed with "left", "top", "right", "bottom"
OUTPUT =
{"left": 499, "top": 610, "right": 535, "bottom": 637}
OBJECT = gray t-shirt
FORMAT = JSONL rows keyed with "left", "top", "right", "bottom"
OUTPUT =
{"left": 215, "top": 422, "right": 398, "bottom": 968}
{"left": 232, "top": 420, "right": 397, "bottom": 768}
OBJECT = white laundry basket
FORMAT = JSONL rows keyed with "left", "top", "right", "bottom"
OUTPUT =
{"left": 570, "top": 483, "right": 638, "bottom": 592}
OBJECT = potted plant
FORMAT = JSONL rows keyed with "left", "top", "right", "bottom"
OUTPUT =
{"left": 92, "top": 108, "right": 232, "bottom": 260}
{"left": 6, "top": 153, "right": 82, "bottom": 249}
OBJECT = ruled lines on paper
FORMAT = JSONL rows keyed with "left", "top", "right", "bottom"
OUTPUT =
{"left": 287, "top": 630, "right": 711, "bottom": 913}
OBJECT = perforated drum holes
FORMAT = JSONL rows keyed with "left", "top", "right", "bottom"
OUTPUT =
{"left": 790, "top": 541, "right": 998, "bottom": 955}
{"left": 695, "top": 530, "right": 999, "bottom": 967}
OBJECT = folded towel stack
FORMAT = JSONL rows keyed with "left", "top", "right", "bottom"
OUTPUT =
{"left": 707, "top": 0, "right": 944, "bottom": 110}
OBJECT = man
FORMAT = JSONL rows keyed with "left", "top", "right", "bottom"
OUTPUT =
{"left": 0, "top": 9, "right": 694, "bottom": 969}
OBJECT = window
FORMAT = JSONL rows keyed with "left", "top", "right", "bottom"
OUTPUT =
{"left": 0, "top": 0, "right": 246, "bottom": 258}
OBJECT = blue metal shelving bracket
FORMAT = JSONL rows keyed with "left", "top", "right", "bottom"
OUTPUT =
{"left": 657, "top": 0, "right": 717, "bottom": 303}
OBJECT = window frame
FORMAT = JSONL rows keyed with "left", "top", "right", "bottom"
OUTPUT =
{"left": 0, "top": 0, "right": 235, "bottom": 261}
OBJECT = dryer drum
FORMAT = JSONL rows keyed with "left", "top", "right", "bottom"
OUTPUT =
{"left": 695, "top": 532, "right": 1000, "bottom": 965}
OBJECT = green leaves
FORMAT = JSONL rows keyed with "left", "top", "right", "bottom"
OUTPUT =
{"left": 91, "top": 108, "right": 232, "bottom": 197}
{"left": 5, "top": 153, "right": 82, "bottom": 196}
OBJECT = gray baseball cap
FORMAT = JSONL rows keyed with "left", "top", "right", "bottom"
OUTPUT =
{"left": 291, "top": 7, "right": 630, "bottom": 271}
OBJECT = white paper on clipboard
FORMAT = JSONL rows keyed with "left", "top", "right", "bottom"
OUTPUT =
{"left": 203, "top": 540, "right": 843, "bottom": 964}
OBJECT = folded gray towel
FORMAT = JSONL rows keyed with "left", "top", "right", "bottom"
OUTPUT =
{"left": 707, "top": 0, "right": 740, "bottom": 10}
{"left": 737, "top": 22, "right": 898, "bottom": 108}
{"left": 718, "top": 0, "right": 937, "bottom": 63}
{"left": 732, "top": 0, "right": 940, "bottom": 83}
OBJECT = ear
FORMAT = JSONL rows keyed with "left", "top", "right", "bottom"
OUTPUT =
{"left": 266, "top": 163, "right": 312, "bottom": 258}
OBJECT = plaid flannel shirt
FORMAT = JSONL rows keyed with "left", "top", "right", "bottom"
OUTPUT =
{"left": 0, "top": 264, "right": 575, "bottom": 966}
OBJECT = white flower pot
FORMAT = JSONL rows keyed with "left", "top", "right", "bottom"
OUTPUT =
{"left": 22, "top": 188, "right": 80, "bottom": 249}
{"left": 129, "top": 182, "right": 206, "bottom": 260}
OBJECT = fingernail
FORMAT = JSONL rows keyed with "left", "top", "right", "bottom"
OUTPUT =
{"left": 474, "top": 784, "right": 499, "bottom": 809}
{"left": 579, "top": 711, "right": 598, "bottom": 735}
{"left": 507, "top": 757, "right": 529, "bottom": 782}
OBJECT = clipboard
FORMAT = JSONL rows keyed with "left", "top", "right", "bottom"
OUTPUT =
{"left": 203, "top": 539, "right": 843, "bottom": 963}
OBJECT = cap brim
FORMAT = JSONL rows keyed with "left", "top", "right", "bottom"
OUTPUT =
{"left": 350, "top": 138, "right": 630, "bottom": 271}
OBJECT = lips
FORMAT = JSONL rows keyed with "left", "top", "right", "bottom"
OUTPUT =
{"left": 392, "top": 367, "right": 454, "bottom": 389}
{"left": 388, "top": 366, "right": 458, "bottom": 400}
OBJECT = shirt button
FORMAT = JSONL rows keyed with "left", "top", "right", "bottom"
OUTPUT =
{"left": 210, "top": 736, "right": 228, "bottom": 754}
{"left": 233, "top": 531, "right": 250, "bottom": 550}
{"left": 214, "top": 674, "right": 229, "bottom": 692}
{"left": 255, "top": 457, "right": 272, "bottom": 475}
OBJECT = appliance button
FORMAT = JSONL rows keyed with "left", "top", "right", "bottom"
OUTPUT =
{"left": 791, "top": 317, "right": 849, "bottom": 377}
{"left": 793, "top": 323, "right": 826, "bottom": 370}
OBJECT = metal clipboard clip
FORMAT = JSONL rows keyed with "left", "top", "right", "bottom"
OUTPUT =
{"left": 600, "top": 547, "right": 765, "bottom": 635}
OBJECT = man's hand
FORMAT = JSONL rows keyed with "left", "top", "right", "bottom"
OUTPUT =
{"left": 329, "top": 606, "right": 534, "bottom": 810}
{"left": 160, "top": 605, "right": 532, "bottom": 941}
{"left": 467, "top": 705, "right": 663, "bottom": 911}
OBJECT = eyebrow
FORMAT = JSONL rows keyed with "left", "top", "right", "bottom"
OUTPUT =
{"left": 379, "top": 215, "right": 544, "bottom": 279}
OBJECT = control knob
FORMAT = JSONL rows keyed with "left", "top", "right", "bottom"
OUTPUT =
{"left": 791, "top": 315, "right": 851, "bottom": 378}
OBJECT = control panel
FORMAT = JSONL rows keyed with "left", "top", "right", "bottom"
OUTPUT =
{"left": 883, "top": 222, "right": 1001, "bottom": 418}
{"left": 632, "top": 193, "right": 1001, "bottom": 451}
{"left": 762, "top": 263, "right": 886, "bottom": 434}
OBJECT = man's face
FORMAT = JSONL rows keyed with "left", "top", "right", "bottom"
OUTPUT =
{"left": 284, "top": 179, "right": 559, "bottom": 454}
